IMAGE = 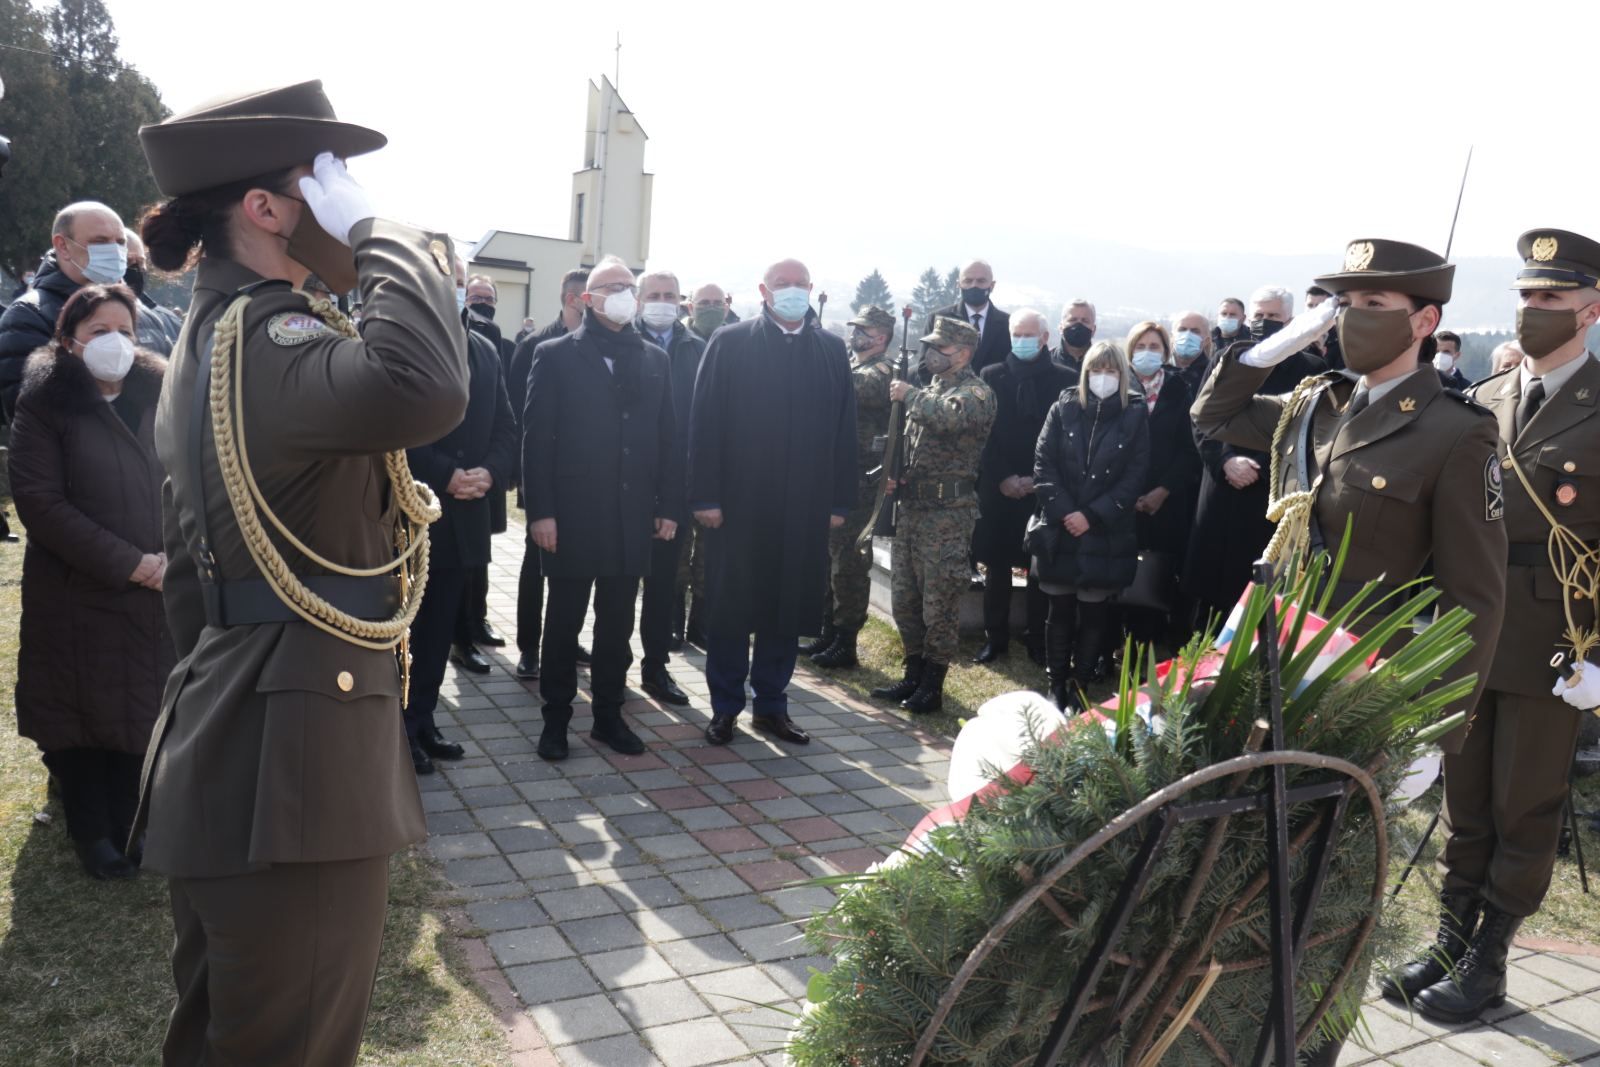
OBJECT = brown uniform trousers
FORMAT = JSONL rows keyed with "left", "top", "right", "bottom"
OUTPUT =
{"left": 1443, "top": 360, "right": 1599, "bottom": 917}
{"left": 138, "top": 220, "right": 468, "bottom": 1065}
{"left": 1192, "top": 355, "right": 1507, "bottom": 753}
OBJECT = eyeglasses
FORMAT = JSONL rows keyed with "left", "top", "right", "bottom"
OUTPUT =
{"left": 590, "top": 282, "right": 638, "bottom": 296}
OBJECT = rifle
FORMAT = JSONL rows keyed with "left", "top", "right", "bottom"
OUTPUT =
{"left": 816, "top": 291, "right": 827, "bottom": 323}
{"left": 858, "top": 304, "right": 914, "bottom": 549}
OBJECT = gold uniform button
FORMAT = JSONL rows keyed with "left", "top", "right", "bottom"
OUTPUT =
{"left": 1371, "top": 475, "right": 1387, "bottom": 490}
{"left": 1502, "top": 458, "right": 1514, "bottom": 470}
{"left": 336, "top": 671, "right": 355, "bottom": 693}
{"left": 1564, "top": 461, "right": 1577, "bottom": 473}
{"left": 428, "top": 239, "right": 451, "bottom": 276}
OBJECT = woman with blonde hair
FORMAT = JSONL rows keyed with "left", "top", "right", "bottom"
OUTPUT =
{"left": 1030, "top": 341, "right": 1150, "bottom": 709}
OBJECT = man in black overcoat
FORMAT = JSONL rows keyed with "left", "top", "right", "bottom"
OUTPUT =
{"left": 524, "top": 257, "right": 681, "bottom": 761}
{"left": 403, "top": 261, "right": 518, "bottom": 774}
{"left": 918, "top": 259, "right": 1011, "bottom": 380}
{"left": 689, "top": 258, "right": 857, "bottom": 747}
{"left": 974, "top": 309, "right": 1074, "bottom": 664}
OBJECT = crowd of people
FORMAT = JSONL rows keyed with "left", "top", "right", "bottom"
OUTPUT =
{"left": 1, "top": 76, "right": 1597, "bottom": 1066}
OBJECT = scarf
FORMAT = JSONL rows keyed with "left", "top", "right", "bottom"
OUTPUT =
{"left": 1005, "top": 351, "right": 1054, "bottom": 423}
{"left": 585, "top": 309, "right": 645, "bottom": 404}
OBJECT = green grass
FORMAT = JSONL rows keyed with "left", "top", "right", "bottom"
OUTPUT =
{"left": 0, "top": 520, "right": 512, "bottom": 1066}
{"left": 820, "top": 610, "right": 1600, "bottom": 948}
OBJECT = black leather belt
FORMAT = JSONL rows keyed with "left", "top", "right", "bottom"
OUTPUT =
{"left": 902, "top": 478, "right": 975, "bottom": 503}
{"left": 209, "top": 575, "right": 402, "bottom": 627}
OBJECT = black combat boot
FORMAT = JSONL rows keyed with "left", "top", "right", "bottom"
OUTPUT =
{"left": 812, "top": 629, "right": 859, "bottom": 669}
{"left": 538, "top": 707, "right": 573, "bottom": 761}
{"left": 800, "top": 620, "right": 837, "bottom": 657}
{"left": 871, "top": 655, "right": 924, "bottom": 702}
{"left": 1415, "top": 902, "right": 1523, "bottom": 1023}
{"left": 901, "top": 661, "right": 948, "bottom": 714}
{"left": 590, "top": 706, "right": 646, "bottom": 755}
{"left": 1380, "top": 890, "right": 1481, "bottom": 1004}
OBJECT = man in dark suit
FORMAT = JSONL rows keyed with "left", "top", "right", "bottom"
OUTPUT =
{"left": 920, "top": 260, "right": 1011, "bottom": 378}
{"left": 402, "top": 258, "right": 518, "bottom": 773}
{"left": 973, "top": 309, "right": 1074, "bottom": 664}
{"left": 524, "top": 256, "right": 682, "bottom": 761}
{"left": 635, "top": 269, "right": 705, "bottom": 706}
{"left": 508, "top": 268, "right": 590, "bottom": 680}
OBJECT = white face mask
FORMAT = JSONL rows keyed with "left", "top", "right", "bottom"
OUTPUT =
{"left": 81, "top": 331, "right": 135, "bottom": 382}
{"left": 598, "top": 289, "right": 639, "bottom": 325}
{"left": 640, "top": 300, "right": 679, "bottom": 330}
{"left": 1088, "top": 372, "right": 1119, "bottom": 399}
{"left": 1433, "top": 352, "right": 1456, "bottom": 374}
{"left": 455, "top": 286, "right": 467, "bottom": 312}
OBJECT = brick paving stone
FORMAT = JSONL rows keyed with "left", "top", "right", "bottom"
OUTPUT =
{"left": 528, "top": 993, "right": 634, "bottom": 1046}
{"left": 517, "top": 779, "right": 583, "bottom": 801}
{"left": 668, "top": 866, "right": 752, "bottom": 901}
{"left": 728, "top": 923, "right": 810, "bottom": 963}
{"left": 821, "top": 846, "right": 888, "bottom": 874}
{"left": 606, "top": 876, "right": 687, "bottom": 912}
{"left": 676, "top": 765, "right": 715, "bottom": 785}
{"left": 692, "top": 827, "right": 766, "bottom": 854}
{"left": 782, "top": 816, "right": 848, "bottom": 843}
{"left": 542, "top": 884, "right": 624, "bottom": 922}
{"left": 804, "top": 792, "right": 871, "bottom": 816}
{"left": 627, "top": 769, "right": 692, "bottom": 790}
{"left": 1495, "top": 1008, "right": 1600, "bottom": 1061}
{"left": 446, "top": 855, "right": 517, "bottom": 886}
{"left": 699, "top": 896, "right": 786, "bottom": 932}
{"left": 425, "top": 811, "right": 478, "bottom": 836}
{"left": 610, "top": 978, "right": 714, "bottom": 1029}
{"left": 647, "top": 786, "right": 715, "bottom": 810}
{"left": 505, "top": 958, "right": 602, "bottom": 1005}
{"left": 631, "top": 904, "right": 718, "bottom": 943}
{"left": 605, "top": 751, "right": 671, "bottom": 772}
{"left": 705, "top": 761, "right": 766, "bottom": 783}
{"left": 420, "top": 789, "right": 465, "bottom": 812}
{"left": 475, "top": 803, "right": 542, "bottom": 829}
{"left": 555, "top": 1034, "right": 660, "bottom": 1067}
{"left": 635, "top": 833, "right": 712, "bottom": 861}
{"left": 491, "top": 825, "right": 562, "bottom": 853}
{"left": 655, "top": 933, "right": 749, "bottom": 976}
{"left": 508, "top": 848, "right": 586, "bottom": 880}
{"left": 728, "top": 778, "right": 791, "bottom": 802}
{"left": 688, "top": 965, "right": 790, "bottom": 1011}
{"left": 669, "top": 806, "right": 740, "bottom": 832}
{"left": 488, "top": 926, "right": 574, "bottom": 967}
{"left": 753, "top": 797, "right": 820, "bottom": 820}
{"left": 588, "top": 945, "right": 679, "bottom": 990}
{"left": 593, "top": 794, "right": 658, "bottom": 817}
{"left": 644, "top": 1017, "right": 748, "bottom": 1067}
{"left": 467, "top": 897, "right": 549, "bottom": 932}
{"left": 685, "top": 745, "right": 746, "bottom": 766}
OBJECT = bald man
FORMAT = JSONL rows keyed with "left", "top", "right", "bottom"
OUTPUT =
{"left": 689, "top": 258, "right": 857, "bottom": 747}
{"left": 0, "top": 200, "right": 127, "bottom": 416}
{"left": 920, "top": 260, "right": 1011, "bottom": 378}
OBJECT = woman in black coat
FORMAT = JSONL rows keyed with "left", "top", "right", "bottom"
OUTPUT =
{"left": 1125, "top": 321, "right": 1201, "bottom": 644}
{"left": 7, "top": 284, "right": 174, "bottom": 879}
{"left": 1031, "top": 341, "right": 1150, "bottom": 709}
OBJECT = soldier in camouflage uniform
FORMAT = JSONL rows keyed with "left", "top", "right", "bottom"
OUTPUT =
{"left": 812, "top": 305, "right": 898, "bottom": 669}
{"left": 870, "top": 316, "right": 997, "bottom": 712}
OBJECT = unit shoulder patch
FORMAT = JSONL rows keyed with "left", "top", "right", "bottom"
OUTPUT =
{"left": 266, "top": 311, "right": 330, "bottom": 347}
{"left": 1485, "top": 453, "right": 1505, "bottom": 522}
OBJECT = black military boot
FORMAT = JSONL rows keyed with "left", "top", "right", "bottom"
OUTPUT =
{"left": 901, "top": 661, "right": 948, "bottom": 714}
{"left": 812, "top": 629, "right": 859, "bottom": 669}
{"left": 538, "top": 707, "right": 573, "bottom": 761}
{"left": 1415, "top": 902, "right": 1523, "bottom": 1023}
{"left": 871, "top": 655, "right": 924, "bottom": 702}
{"left": 1380, "top": 890, "right": 1481, "bottom": 1004}
{"left": 800, "top": 620, "right": 837, "bottom": 657}
{"left": 590, "top": 706, "right": 646, "bottom": 756}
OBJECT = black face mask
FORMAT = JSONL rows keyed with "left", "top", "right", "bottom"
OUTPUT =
{"left": 1063, "top": 322, "right": 1093, "bottom": 349}
{"left": 468, "top": 301, "right": 496, "bottom": 318}
{"left": 1250, "top": 318, "right": 1285, "bottom": 341}
{"left": 962, "top": 286, "right": 990, "bottom": 309}
{"left": 123, "top": 264, "right": 146, "bottom": 298}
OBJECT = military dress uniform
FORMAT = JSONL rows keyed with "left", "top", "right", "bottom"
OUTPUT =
{"left": 876, "top": 317, "right": 996, "bottom": 712}
{"left": 133, "top": 83, "right": 469, "bottom": 1066}
{"left": 812, "top": 305, "right": 896, "bottom": 669}
{"left": 1410, "top": 230, "right": 1600, "bottom": 1023}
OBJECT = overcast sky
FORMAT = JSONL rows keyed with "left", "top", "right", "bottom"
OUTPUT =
{"left": 103, "top": 0, "right": 1600, "bottom": 312}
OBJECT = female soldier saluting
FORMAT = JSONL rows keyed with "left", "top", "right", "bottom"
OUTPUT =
{"left": 132, "top": 82, "right": 467, "bottom": 1065}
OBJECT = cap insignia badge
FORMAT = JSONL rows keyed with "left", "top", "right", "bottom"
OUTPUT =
{"left": 1345, "top": 241, "right": 1376, "bottom": 271}
{"left": 1578, "top": 388, "right": 1591, "bottom": 401}
{"left": 1398, "top": 397, "right": 1416, "bottom": 412}
{"left": 1532, "top": 236, "right": 1559, "bottom": 263}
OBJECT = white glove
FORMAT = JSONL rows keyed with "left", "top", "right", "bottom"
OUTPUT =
{"left": 296, "top": 152, "right": 376, "bottom": 246}
{"left": 1552, "top": 659, "right": 1600, "bottom": 710}
{"left": 1239, "top": 298, "right": 1339, "bottom": 369}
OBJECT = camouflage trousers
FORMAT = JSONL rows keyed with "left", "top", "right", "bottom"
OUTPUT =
{"left": 826, "top": 482, "right": 878, "bottom": 631}
{"left": 891, "top": 501, "right": 976, "bottom": 665}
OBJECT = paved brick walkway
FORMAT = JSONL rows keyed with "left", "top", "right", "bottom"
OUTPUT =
{"left": 421, "top": 531, "right": 1600, "bottom": 1067}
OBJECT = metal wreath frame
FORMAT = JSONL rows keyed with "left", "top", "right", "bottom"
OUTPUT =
{"left": 907, "top": 750, "right": 1387, "bottom": 1067}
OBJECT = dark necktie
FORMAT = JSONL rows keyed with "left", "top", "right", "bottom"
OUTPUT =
{"left": 1515, "top": 378, "right": 1545, "bottom": 437}
{"left": 971, "top": 312, "right": 982, "bottom": 337}
{"left": 1341, "top": 389, "right": 1370, "bottom": 423}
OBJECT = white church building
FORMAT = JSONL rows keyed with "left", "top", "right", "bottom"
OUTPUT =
{"left": 468, "top": 75, "right": 652, "bottom": 331}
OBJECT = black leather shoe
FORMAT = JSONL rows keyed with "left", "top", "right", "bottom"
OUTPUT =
{"left": 973, "top": 640, "right": 1008, "bottom": 664}
{"left": 642, "top": 668, "right": 691, "bottom": 706}
{"left": 450, "top": 644, "right": 492, "bottom": 675}
{"left": 515, "top": 656, "right": 540, "bottom": 680}
{"left": 752, "top": 714, "right": 810, "bottom": 745}
{"left": 591, "top": 715, "right": 647, "bottom": 755}
{"left": 704, "top": 715, "right": 736, "bottom": 745}
{"left": 575, "top": 644, "right": 592, "bottom": 666}
{"left": 473, "top": 622, "right": 506, "bottom": 648}
{"left": 420, "top": 728, "right": 465, "bottom": 761}
{"left": 1380, "top": 891, "right": 1481, "bottom": 1004}
{"left": 409, "top": 738, "right": 435, "bottom": 775}
{"left": 537, "top": 721, "right": 569, "bottom": 761}
{"left": 74, "top": 837, "right": 137, "bottom": 880}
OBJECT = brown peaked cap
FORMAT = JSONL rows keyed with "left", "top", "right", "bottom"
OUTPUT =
{"left": 140, "top": 80, "right": 386, "bottom": 197}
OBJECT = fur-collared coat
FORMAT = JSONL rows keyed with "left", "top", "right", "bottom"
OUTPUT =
{"left": 7, "top": 346, "right": 174, "bottom": 753}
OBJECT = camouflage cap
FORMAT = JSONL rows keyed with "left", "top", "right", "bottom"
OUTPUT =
{"left": 920, "top": 315, "right": 980, "bottom": 348}
{"left": 847, "top": 304, "right": 897, "bottom": 330}
{"left": 1512, "top": 229, "right": 1600, "bottom": 291}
